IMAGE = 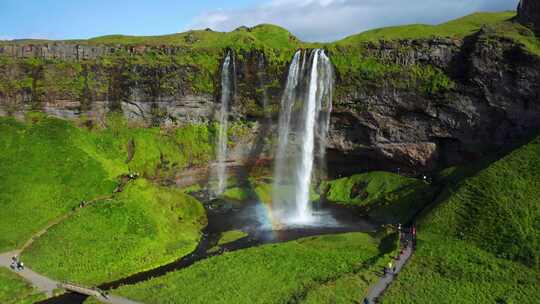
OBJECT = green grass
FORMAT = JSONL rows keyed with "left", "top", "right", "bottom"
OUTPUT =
{"left": 0, "top": 116, "right": 118, "bottom": 252}
{"left": 422, "top": 135, "right": 540, "bottom": 267}
{"left": 223, "top": 187, "right": 250, "bottom": 201}
{"left": 112, "top": 233, "right": 394, "bottom": 304}
{"left": 383, "top": 134, "right": 540, "bottom": 303}
{"left": 0, "top": 114, "right": 217, "bottom": 253}
{"left": 21, "top": 179, "right": 206, "bottom": 285}
{"left": 0, "top": 268, "right": 46, "bottom": 304}
{"left": 217, "top": 230, "right": 248, "bottom": 246}
{"left": 336, "top": 12, "right": 516, "bottom": 44}
{"left": 382, "top": 233, "right": 540, "bottom": 304}
{"left": 322, "top": 172, "right": 434, "bottom": 223}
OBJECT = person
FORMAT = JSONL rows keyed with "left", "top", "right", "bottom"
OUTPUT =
{"left": 364, "top": 298, "right": 369, "bottom": 304}
{"left": 387, "top": 261, "right": 393, "bottom": 275}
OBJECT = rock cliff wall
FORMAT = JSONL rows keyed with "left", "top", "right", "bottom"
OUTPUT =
{"left": 1, "top": 26, "right": 539, "bottom": 173}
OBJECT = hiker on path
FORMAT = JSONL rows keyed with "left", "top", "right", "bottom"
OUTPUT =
{"left": 387, "top": 261, "right": 394, "bottom": 275}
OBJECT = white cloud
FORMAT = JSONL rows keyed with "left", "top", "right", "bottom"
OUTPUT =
{"left": 189, "top": 0, "right": 519, "bottom": 42}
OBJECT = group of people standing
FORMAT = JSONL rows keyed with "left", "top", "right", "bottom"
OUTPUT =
{"left": 385, "top": 223, "right": 417, "bottom": 276}
{"left": 10, "top": 256, "right": 24, "bottom": 271}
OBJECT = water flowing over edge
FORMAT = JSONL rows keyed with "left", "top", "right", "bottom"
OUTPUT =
{"left": 272, "top": 49, "right": 335, "bottom": 226}
{"left": 214, "top": 51, "right": 235, "bottom": 196}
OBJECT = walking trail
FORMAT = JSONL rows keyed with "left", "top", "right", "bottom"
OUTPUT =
{"left": 365, "top": 232, "right": 413, "bottom": 303}
{"left": 0, "top": 184, "right": 142, "bottom": 303}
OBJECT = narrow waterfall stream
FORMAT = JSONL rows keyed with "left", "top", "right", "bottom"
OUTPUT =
{"left": 272, "top": 49, "right": 334, "bottom": 226}
{"left": 214, "top": 51, "right": 235, "bottom": 195}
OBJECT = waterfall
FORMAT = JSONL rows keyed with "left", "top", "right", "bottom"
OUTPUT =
{"left": 272, "top": 49, "right": 334, "bottom": 224}
{"left": 214, "top": 51, "right": 235, "bottom": 196}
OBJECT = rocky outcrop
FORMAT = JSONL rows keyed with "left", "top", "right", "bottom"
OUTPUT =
{"left": 328, "top": 34, "right": 540, "bottom": 171}
{"left": 518, "top": 0, "right": 540, "bottom": 33}
{"left": 1, "top": 32, "right": 540, "bottom": 173}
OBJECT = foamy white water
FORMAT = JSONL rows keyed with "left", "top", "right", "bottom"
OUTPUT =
{"left": 272, "top": 49, "right": 334, "bottom": 225}
{"left": 214, "top": 51, "right": 234, "bottom": 195}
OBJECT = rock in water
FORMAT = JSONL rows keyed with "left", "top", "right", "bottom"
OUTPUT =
{"left": 518, "top": 0, "right": 540, "bottom": 33}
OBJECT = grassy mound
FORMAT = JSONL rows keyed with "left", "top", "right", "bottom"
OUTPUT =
{"left": 0, "top": 116, "right": 117, "bottom": 252}
{"left": 217, "top": 230, "right": 248, "bottom": 247}
{"left": 22, "top": 179, "right": 206, "bottom": 285}
{"left": 223, "top": 187, "right": 250, "bottom": 202}
{"left": 323, "top": 172, "right": 434, "bottom": 223}
{"left": 384, "top": 135, "right": 540, "bottom": 303}
{"left": 110, "top": 233, "right": 394, "bottom": 304}
{"left": 0, "top": 268, "right": 45, "bottom": 304}
{"left": 0, "top": 114, "right": 216, "bottom": 253}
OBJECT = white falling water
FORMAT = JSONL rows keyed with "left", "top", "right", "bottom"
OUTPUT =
{"left": 272, "top": 49, "right": 334, "bottom": 225}
{"left": 214, "top": 51, "right": 234, "bottom": 196}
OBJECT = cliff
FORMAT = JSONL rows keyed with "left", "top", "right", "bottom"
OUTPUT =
{"left": 1, "top": 12, "right": 539, "bottom": 173}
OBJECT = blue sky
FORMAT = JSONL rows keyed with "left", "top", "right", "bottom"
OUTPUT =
{"left": 0, "top": 0, "right": 520, "bottom": 42}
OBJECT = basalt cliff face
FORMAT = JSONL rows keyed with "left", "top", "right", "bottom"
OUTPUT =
{"left": 329, "top": 34, "right": 540, "bottom": 173}
{"left": 1, "top": 19, "right": 539, "bottom": 173}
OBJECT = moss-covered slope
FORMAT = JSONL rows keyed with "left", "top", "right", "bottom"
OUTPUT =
{"left": 383, "top": 134, "right": 540, "bottom": 303}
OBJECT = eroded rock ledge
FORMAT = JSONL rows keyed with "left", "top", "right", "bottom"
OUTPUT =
{"left": 1, "top": 28, "right": 539, "bottom": 173}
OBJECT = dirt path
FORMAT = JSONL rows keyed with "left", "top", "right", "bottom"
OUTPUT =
{"left": 364, "top": 233, "right": 413, "bottom": 303}
{"left": 19, "top": 195, "right": 112, "bottom": 253}
{"left": 0, "top": 250, "right": 59, "bottom": 297}
{"left": 0, "top": 250, "right": 141, "bottom": 303}
{"left": 0, "top": 180, "right": 140, "bottom": 303}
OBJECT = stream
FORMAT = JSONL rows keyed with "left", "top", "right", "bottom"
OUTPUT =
{"left": 37, "top": 193, "right": 377, "bottom": 304}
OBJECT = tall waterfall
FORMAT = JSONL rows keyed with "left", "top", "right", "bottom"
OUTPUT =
{"left": 214, "top": 51, "right": 235, "bottom": 196}
{"left": 272, "top": 49, "right": 334, "bottom": 224}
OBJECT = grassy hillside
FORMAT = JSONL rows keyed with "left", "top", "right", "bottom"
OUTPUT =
{"left": 383, "top": 134, "right": 540, "bottom": 303}
{"left": 0, "top": 114, "right": 218, "bottom": 252}
{"left": 106, "top": 233, "right": 396, "bottom": 304}
{"left": 0, "top": 116, "right": 118, "bottom": 251}
{"left": 0, "top": 268, "right": 46, "bottom": 304}
{"left": 22, "top": 179, "right": 206, "bottom": 285}
{"left": 0, "top": 114, "right": 229, "bottom": 287}
{"left": 337, "top": 12, "right": 516, "bottom": 44}
{"left": 423, "top": 135, "right": 540, "bottom": 267}
{"left": 322, "top": 172, "right": 434, "bottom": 223}
{"left": 383, "top": 233, "right": 540, "bottom": 304}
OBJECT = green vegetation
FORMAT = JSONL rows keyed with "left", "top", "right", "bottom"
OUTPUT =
{"left": 223, "top": 187, "right": 250, "bottom": 201}
{"left": 0, "top": 268, "right": 46, "bottom": 304}
{"left": 88, "top": 113, "right": 216, "bottom": 177}
{"left": 382, "top": 233, "right": 540, "bottom": 304}
{"left": 423, "top": 135, "right": 540, "bottom": 267}
{"left": 22, "top": 179, "right": 206, "bottom": 285}
{"left": 112, "top": 233, "right": 396, "bottom": 304}
{"left": 217, "top": 230, "right": 248, "bottom": 246}
{"left": 337, "top": 12, "right": 516, "bottom": 44}
{"left": 323, "top": 172, "right": 434, "bottom": 223}
{"left": 0, "top": 116, "right": 117, "bottom": 252}
{"left": 0, "top": 114, "right": 219, "bottom": 253}
{"left": 383, "top": 134, "right": 540, "bottom": 303}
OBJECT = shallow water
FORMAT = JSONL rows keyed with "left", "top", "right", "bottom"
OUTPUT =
{"left": 37, "top": 197, "right": 375, "bottom": 304}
